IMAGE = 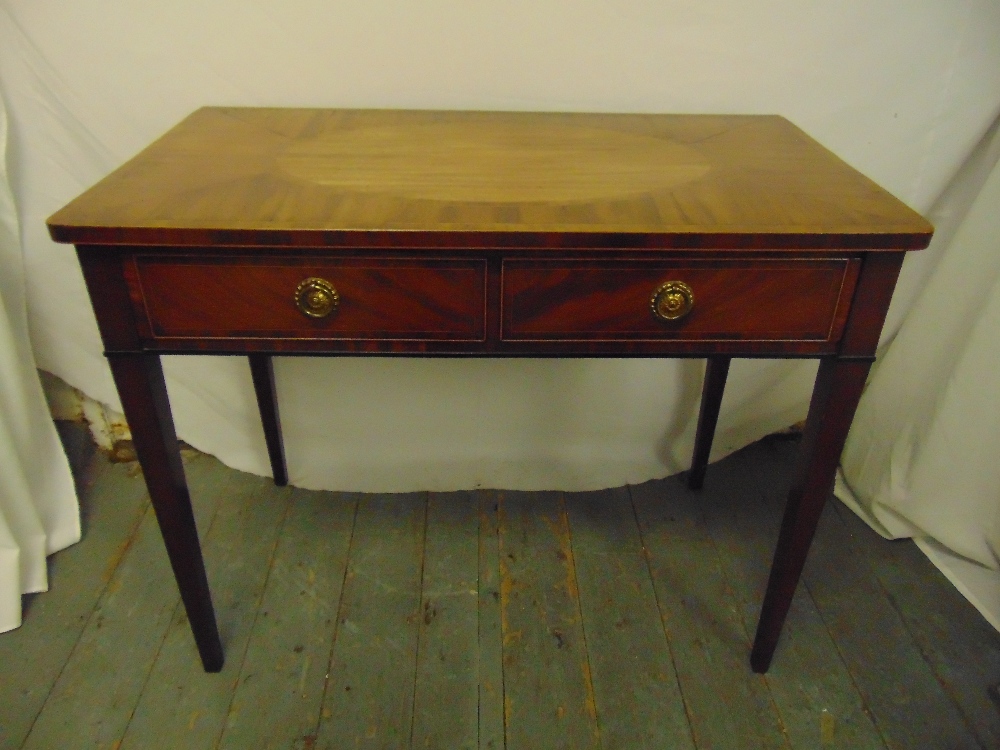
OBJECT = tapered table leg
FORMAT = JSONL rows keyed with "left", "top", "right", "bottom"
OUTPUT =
{"left": 107, "top": 354, "right": 224, "bottom": 672}
{"left": 750, "top": 357, "right": 872, "bottom": 673}
{"left": 688, "top": 356, "right": 731, "bottom": 490}
{"left": 248, "top": 354, "right": 288, "bottom": 486}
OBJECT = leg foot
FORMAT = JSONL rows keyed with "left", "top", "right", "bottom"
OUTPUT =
{"left": 750, "top": 358, "right": 871, "bottom": 672}
{"left": 108, "top": 354, "right": 224, "bottom": 672}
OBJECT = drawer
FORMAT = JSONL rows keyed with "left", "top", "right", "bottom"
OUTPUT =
{"left": 501, "top": 259, "right": 859, "bottom": 342}
{"left": 130, "top": 255, "right": 486, "bottom": 341}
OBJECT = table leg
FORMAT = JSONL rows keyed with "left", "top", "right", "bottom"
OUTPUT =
{"left": 687, "top": 356, "right": 731, "bottom": 490}
{"left": 248, "top": 354, "right": 288, "bottom": 486}
{"left": 107, "top": 353, "right": 224, "bottom": 672}
{"left": 750, "top": 357, "right": 871, "bottom": 673}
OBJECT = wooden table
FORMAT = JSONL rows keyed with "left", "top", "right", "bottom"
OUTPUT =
{"left": 47, "top": 108, "right": 932, "bottom": 673}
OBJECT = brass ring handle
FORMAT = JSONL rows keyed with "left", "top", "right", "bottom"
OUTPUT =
{"left": 295, "top": 277, "right": 339, "bottom": 318}
{"left": 651, "top": 281, "right": 694, "bottom": 322}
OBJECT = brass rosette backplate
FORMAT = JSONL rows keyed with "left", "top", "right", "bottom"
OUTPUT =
{"left": 651, "top": 280, "right": 694, "bottom": 321}
{"left": 295, "top": 277, "right": 339, "bottom": 318}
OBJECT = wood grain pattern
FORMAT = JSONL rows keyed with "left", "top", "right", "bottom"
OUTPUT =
{"left": 831, "top": 501, "right": 1000, "bottom": 749}
{"left": 564, "top": 488, "right": 696, "bottom": 749}
{"left": 1, "top": 459, "right": 152, "bottom": 750}
{"left": 118, "top": 472, "right": 293, "bottom": 750}
{"left": 76, "top": 247, "right": 142, "bottom": 351}
{"left": 106, "top": 354, "right": 223, "bottom": 672}
{"left": 48, "top": 109, "right": 932, "bottom": 250}
{"left": 745, "top": 440, "right": 983, "bottom": 749}
{"left": 20, "top": 456, "right": 228, "bottom": 750}
{"left": 477, "top": 491, "right": 506, "bottom": 750}
{"left": 497, "top": 491, "right": 601, "bottom": 750}
{"left": 410, "top": 492, "right": 480, "bottom": 749}
{"left": 314, "top": 493, "right": 427, "bottom": 750}
{"left": 12, "top": 424, "right": 1000, "bottom": 748}
{"left": 50, "top": 108, "right": 935, "bottom": 677}
{"left": 701, "top": 446, "right": 887, "bottom": 750}
{"left": 631, "top": 477, "right": 790, "bottom": 749}
{"left": 806, "top": 507, "right": 982, "bottom": 750}
{"left": 90, "top": 246, "right": 877, "bottom": 358}
{"left": 751, "top": 358, "right": 873, "bottom": 672}
{"left": 502, "top": 258, "right": 858, "bottom": 341}
{"left": 216, "top": 488, "right": 357, "bottom": 750}
{"left": 132, "top": 255, "right": 486, "bottom": 341}
{"left": 836, "top": 251, "right": 906, "bottom": 356}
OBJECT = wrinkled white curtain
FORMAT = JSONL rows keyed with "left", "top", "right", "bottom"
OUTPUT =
{"left": 0, "top": 90, "right": 79, "bottom": 633}
{"left": 839, "top": 113, "right": 1000, "bottom": 624}
{"left": 1, "top": 1, "right": 999, "bottom": 627}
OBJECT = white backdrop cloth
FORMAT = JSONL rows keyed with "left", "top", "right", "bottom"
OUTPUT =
{"left": 0, "top": 89, "right": 79, "bottom": 633}
{"left": 0, "top": 2, "right": 999, "bottom": 615}
{"left": 840, "top": 116, "right": 1000, "bottom": 571}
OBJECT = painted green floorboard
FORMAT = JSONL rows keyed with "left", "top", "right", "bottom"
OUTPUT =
{"left": 747, "top": 438, "right": 982, "bottom": 750}
{"left": 118, "top": 471, "right": 293, "bottom": 750}
{"left": 839, "top": 501, "right": 1000, "bottom": 748}
{"left": 477, "top": 491, "right": 506, "bottom": 750}
{"left": 314, "top": 493, "right": 427, "bottom": 750}
{"left": 20, "top": 454, "right": 230, "bottom": 750}
{"left": 7, "top": 423, "right": 997, "bottom": 750}
{"left": 217, "top": 487, "right": 359, "bottom": 750}
{"left": 0, "top": 456, "right": 150, "bottom": 750}
{"left": 700, "top": 448, "right": 887, "bottom": 750}
{"left": 631, "top": 476, "right": 791, "bottom": 750}
{"left": 564, "top": 487, "right": 695, "bottom": 750}
{"left": 806, "top": 506, "right": 981, "bottom": 749}
{"left": 497, "top": 491, "right": 601, "bottom": 750}
{"left": 410, "top": 491, "right": 480, "bottom": 749}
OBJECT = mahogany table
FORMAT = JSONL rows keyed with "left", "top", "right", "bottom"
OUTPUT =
{"left": 47, "top": 108, "right": 932, "bottom": 673}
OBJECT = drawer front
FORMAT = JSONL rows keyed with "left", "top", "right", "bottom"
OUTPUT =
{"left": 132, "top": 256, "right": 486, "bottom": 341}
{"left": 502, "top": 259, "right": 858, "bottom": 342}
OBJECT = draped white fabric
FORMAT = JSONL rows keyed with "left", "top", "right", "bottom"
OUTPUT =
{"left": 839, "top": 115, "right": 1000, "bottom": 615}
{"left": 0, "top": 91, "right": 79, "bottom": 633}
{"left": 0, "top": 2, "right": 999, "bottom": 625}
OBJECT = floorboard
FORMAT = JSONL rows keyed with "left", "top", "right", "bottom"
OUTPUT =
{"left": 497, "top": 491, "right": 601, "bottom": 750}
{"left": 747, "top": 437, "right": 984, "bottom": 750}
{"left": 631, "top": 476, "right": 790, "bottom": 749}
{"left": 851, "top": 507, "right": 1000, "bottom": 749}
{"left": 216, "top": 487, "right": 358, "bottom": 750}
{"left": 565, "top": 486, "right": 694, "bottom": 750}
{"left": 118, "top": 469, "right": 293, "bottom": 750}
{"left": 701, "top": 448, "right": 887, "bottom": 750}
{"left": 477, "top": 491, "right": 506, "bottom": 750}
{"left": 313, "top": 492, "right": 427, "bottom": 750}
{"left": 0, "top": 456, "right": 149, "bottom": 750}
{"left": 410, "top": 491, "right": 480, "bottom": 750}
{"left": 21, "top": 453, "right": 228, "bottom": 750}
{"left": 3, "top": 422, "right": 997, "bottom": 750}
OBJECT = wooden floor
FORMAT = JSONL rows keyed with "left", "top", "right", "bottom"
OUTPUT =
{"left": 2, "top": 423, "right": 999, "bottom": 750}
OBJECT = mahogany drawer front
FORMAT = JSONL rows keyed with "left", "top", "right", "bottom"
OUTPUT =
{"left": 130, "top": 256, "right": 486, "bottom": 341}
{"left": 501, "top": 258, "right": 859, "bottom": 342}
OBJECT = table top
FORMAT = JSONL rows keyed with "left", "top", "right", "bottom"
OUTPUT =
{"left": 52, "top": 108, "right": 926, "bottom": 678}
{"left": 47, "top": 108, "right": 932, "bottom": 251}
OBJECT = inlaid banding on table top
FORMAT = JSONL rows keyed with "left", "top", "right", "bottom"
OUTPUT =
{"left": 127, "top": 255, "right": 486, "bottom": 341}
{"left": 501, "top": 258, "right": 860, "bottom": 342}
{"left": 46, "top": 108, "right": 933, "bottom": 244}
{"left": 51, "top": 108, "right": 933, "bottom": 674}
